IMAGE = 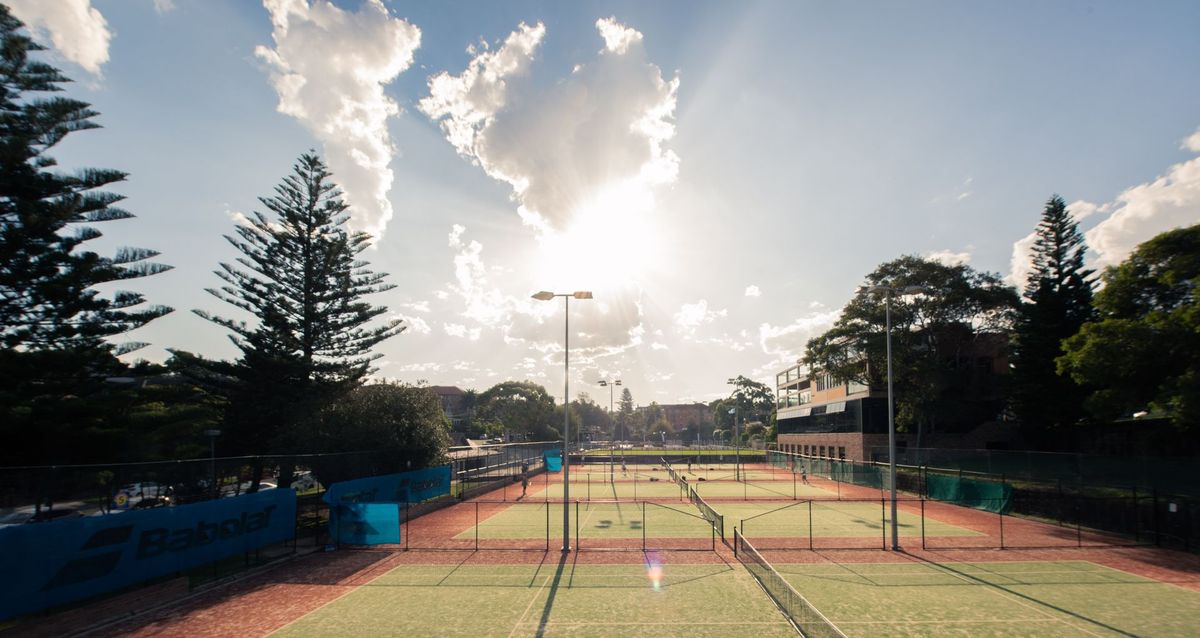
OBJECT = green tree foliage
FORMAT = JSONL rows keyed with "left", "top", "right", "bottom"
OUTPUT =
{"left": 569, "top": 392, "right": 610, "bottom": 443}
{"left": 804, "top": 256, "right": 1019, "bottom": 440}
{"left": 305, "top": 382, "right": 450, "bottom": 485}
{"left": 616, "top": 387, "right": 635, "bottom": 440}
{"left": 1059, "top": 224, "right": 1200, "bottom": 430}
{"left": 1010, "top": 196, "right": 1095, "bottom": 440}
{"left": 188, "top": 153, "right": 404, "bottom": 455}
{"left": 0, "top": 7, "right": 171, "bottom": 352}
{"left": 476, "top": 381, "right": 560, "bottom": 441}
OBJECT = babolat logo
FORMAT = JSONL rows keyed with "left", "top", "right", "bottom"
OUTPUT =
{"left": 42, "top": 525, "right": 134, "bottom": 590}
{"left": 137, "top": 505, "right": 276, "bottom": 558}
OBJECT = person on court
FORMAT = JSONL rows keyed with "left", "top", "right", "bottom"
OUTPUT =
{"left": 800, "top": 465, "right": 810, "bottom": 485}
{"left": 520, "top": 472, "right": 529, "bottom": 498}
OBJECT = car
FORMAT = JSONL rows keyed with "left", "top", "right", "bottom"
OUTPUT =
{"left": 0, "top": 507, "right": 86, "bottom": 527}
{"left": 112, "top": 482, "right": 171, "bottom": 510}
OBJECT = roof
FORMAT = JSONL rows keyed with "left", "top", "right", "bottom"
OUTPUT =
{"left": 428, "top": 385, "right": 466, "bottom": 397}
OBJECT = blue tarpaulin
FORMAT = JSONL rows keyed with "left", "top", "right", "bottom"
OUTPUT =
{"left": 0, "top": 489, "right": 296, "bottom": 621}
{"left": 322, "top": 466, "right": 451, "bottom": 544}
{"left": 543, "top": 449, "right": 562, "bottom": 472}
{"left": 334, "top": 503, "right": 401, "bottom": 545}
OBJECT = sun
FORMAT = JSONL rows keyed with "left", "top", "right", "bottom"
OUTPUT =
{"left": 534, "top": 181, "right": 663, "bottom": 292}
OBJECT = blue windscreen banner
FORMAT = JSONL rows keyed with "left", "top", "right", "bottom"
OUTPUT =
{"left": 0, "top": 488, "right": 296, "bottom": 621}
{"left": 322, "top": 466, "right": 451, "bottom": 545}
{"left": 544, "top": 449, "right": 562, "bottom": 472}
{"left": 334, "top": 503, "right": 401, "bottom": 545}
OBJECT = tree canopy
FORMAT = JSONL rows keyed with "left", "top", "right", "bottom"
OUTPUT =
{"left": 804, "top": 255, "right": 1019, "bottom": 438}
{"left": 476, "top": 381, "right": 560, "bottom": 441}
{"left": 1059, "top": 224, "right": 1200, "bottom": 430}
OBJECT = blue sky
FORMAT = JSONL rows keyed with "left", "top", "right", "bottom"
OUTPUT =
{"left": 10, "top": 0, "right": 1200, "bottom": 405}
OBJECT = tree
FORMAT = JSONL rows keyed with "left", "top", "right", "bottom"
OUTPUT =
{"left": 615, "top": 387, "right": 635, "bottom": 441}
{"left": 726, "top": 375, "right": 775, "bottom": 424}
{"left": 189, "top": 153, "right": 404, "bottom": 456}
{"left": 804, "top": 256, "right": 1019, "bottom": 442}
{"left": 476, "top": 381, "right": 559, "bottom": 441}
{"left": 569, "top": 393, "right": 610, "bottom": 443}
{"left": 0, "top": 7, "right": 171, "bottom": 353}
{"left": 306, "top": 382, "right": 450, "bottom": 485}
{"left": 1010, "top": 196, "right": 1095, "bottom": 442}
{"left": 1059, "top": 224, "right": 1200, "bottom": 430}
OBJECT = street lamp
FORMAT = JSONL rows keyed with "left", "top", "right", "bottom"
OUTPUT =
{"left": 533, "top": 290, "right": 593, "bottom": 552}
{"left": 204, "top": 429, "right": 221, "bottom": 498}
{"left": 727, "top": 378, "right": 742, "bottom": 481}
{"left": 598, "top": 378, "right": 621, "bottom": 480}
{"left": 862, "top": 283, "right": 927, "bottom": 550}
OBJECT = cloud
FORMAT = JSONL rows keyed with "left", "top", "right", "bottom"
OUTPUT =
{"left": 758, "top": 310, "right": 841, "bottom": 359}
{"left": 924, "top": 249, "right": 972, "bottom": 267}
{"left": 255, "top": 0, "right": 420, "bottom": 240}
{"left": 392, "top": 313, "right": 430, "bottom": 335}
{"left": 744, "top": 285, "right": 762, "bottom": 297}
{"left": 673, "top": 300, "right": 726, "bottom": 335}
{"left": 1183, "top": 127, "right": 1200, "bottom": 153}
{"left": 8, "top": 0, "right": 111, "bottom": 75}
{"left": 153, "top": 0, "right": 176, "bottom": 13}
{"left": 1007, "top": 199, "right": 1108, "bottom": 287}
{"left": 443, "top": 323, "right": 481, "bottom": 340}
{"left": 420, "top": 17, "right": 679, "bottom": 231}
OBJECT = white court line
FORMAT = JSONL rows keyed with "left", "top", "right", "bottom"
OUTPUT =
{"left": 506, "top": 572, "right": 554, "bottom": 638}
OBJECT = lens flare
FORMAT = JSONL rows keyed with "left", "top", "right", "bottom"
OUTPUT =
{"left": 646, "top": 559, "right": 664, "bottom": 591}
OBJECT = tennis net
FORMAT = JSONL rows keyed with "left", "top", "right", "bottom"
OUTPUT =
{"left": 689, "top": 486, "right": 724, "bottom": 540}
{"left": 734, "top": 528, "right": 847, "bottom": 638}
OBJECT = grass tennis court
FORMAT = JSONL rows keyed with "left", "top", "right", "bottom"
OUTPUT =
{"left": 270, "top": 561, "right": 797, "bottom": 638}
{"left": 771, "top": 560, "right": 1200, "bottom": 637}
{"left": 454, "top": 501, "right": 715, "bottom": 540}
{"left": 534, "top": 475, "right": 834, "bottom": 500}
{"left": 727, "top": 501, "right": 980, "bottom": 540}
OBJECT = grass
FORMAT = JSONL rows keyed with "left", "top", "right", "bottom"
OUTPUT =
{"left": 773, "top": 560, "right": 1200, "bottom": 637}
{"left": 728, "top": 501, "right": 979, "bottom": 539}
{"left": 456, "top": 501, "right": 715, "bottom": 540}
{"left": 270, "top": 562, "right": 796, "bottom": 637}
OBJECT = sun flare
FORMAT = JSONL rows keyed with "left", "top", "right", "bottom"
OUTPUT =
{"left": 534, "top": 181, "right": 663, "bottom": 292}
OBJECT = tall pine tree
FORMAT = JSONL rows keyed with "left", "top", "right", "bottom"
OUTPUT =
{"left": 189, "top": 153, "right": 404, "bottom": 457}
{"left": 1010, "top": 195, "right": 1094, "bottom": 444}
{"left": 0, "top": 7, "right": 172, "bottom": 465}
{"left": 0, "top": 6, "right": 171, "bottom": 352}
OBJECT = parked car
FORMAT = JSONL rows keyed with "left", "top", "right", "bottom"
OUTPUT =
{"left": 0, "top": 507, "right": 86, "bottom": 527}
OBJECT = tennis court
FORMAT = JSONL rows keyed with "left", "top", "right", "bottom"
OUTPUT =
{"left": 767, "top": 559, "right": 1199, "bottom": 637}
{"left": 270, "top": 557, "right": 797, "bottom": 638}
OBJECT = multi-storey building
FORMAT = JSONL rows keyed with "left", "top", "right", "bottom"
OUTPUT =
{"left": 775, "top": 364, "right": 888, "bottom": 462}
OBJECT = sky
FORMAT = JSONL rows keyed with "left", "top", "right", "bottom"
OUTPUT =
{"left": 9, "top": 0, "right": 1200, "bottom": 407}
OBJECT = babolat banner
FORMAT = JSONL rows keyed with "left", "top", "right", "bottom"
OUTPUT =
{"left": 0, "top": 488, "right": 296, "bottom": 620}
{"left": 322, "top": 466, "right": 451, "bottom": 545}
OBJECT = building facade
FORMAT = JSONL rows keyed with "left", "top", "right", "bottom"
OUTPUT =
{"left": 775, "top": 364, "right": 888, "bottom": 462}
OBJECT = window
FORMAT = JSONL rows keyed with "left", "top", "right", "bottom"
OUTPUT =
{"left": 819, "top": 445, "right": 826, "bottom": 457}
{"left": 803, "top": 445, "right": 810, "bottom": 455}
{"left": 838, "top": 446, "right": 846, "bottom": 460}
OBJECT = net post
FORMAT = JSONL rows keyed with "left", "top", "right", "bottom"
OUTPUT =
{"left": 808, "top": 501, "right": 813, "bottom": 551}
{"left": 642, "top": 501, "right": 647, "bottom": 551}
{"left": 920, "top": 498, "right": 925, "bottom": 550}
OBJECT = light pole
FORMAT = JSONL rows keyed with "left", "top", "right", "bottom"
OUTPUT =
{"left": 533, "top": 290, "right": 593, "bottom": 552}
{"left": 598, "top": 379, "right": 621, "bottom": 480}
{"left": 727, "top": 378, "right": 741, "bottom": 481}
{"left": 864, "top": 283, "right": 927, "bottom": 550}
{"left": 204, "top": 429, "right": 221, "bottom": 498}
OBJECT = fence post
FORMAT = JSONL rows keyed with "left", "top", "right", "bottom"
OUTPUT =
{"left": 406, "top": 502, "right": 410, "bottom": 551}
{"left": 999, "top": 506, "right": 1005, "bottom": 550}
{"left": 575, "top": 500, "right": 580, "bottom": 551}
{"left": 642, "top": 501, "right": 647, "bottom": 551}
{"left": 1132, "top": 486, "right": 1139, "bottom": 543}
{"left": 475, "top": 501, "right": 479, "bottom": 551}
{"left": 1153, "top": 489, "right": 1161, "bottom": 547}
{"left": 881, "top": 497, "right": 886, "bottom": 551}
{"left": 921, "top": 498, "right": 926, "bottom": 550}
{"left": 1076, "top": 496, "right": 1083, "bottom": 548}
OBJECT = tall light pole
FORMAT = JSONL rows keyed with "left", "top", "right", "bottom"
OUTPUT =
{"left": 864, "top": 283, "right": 927, "bottom": 550}
{"left": 598, "top": 379, "right": 621, "bottom": 480}
{"left": 533, "top": 290, "right": 593, "bottom": 552}
{"left": 727, "top": 378, "right": 742, "bottom": 481}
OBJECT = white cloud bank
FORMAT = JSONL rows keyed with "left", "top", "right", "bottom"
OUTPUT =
{"left": 419, "top": 17, "right": 680, "bottom": 231}
{"left": 925, "top": 249, "right": 972, "bottom": 267}
{"left": 256, "top": 0, "right": 420, "bottom": 240}
{"left": 1008, "top": 130, "right": 1200, "bottom": 286}
{"left": 8, "top": 0, "right": 110, "bottom": 75}
{"left": 744, "top": 285, "right": 762, "bottom": 297}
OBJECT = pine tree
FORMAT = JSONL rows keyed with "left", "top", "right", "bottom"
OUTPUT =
{"left": 1010, "top": 195, "right": 1094, "bottom": 443}
{"left": 191, "top": 153, "right": 404, "bottom": 454}
{"left": 0, "top": 6, "right": 171, "bottom": 352}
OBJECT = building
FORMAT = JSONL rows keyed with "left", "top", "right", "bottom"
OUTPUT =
{"left": 775, "top": 334, "right": 1011, "bottom": 462}
{"left": 775, "top": 364, "right": 888, "bottom": 461}
{"left": 658, "top": 403, "right": 714, "bottom": 433}
{"left": 429, "top": 386, "right": 471, "bottom": 429}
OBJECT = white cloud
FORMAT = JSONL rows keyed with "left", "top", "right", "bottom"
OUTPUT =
{"left": 744, "top": 285, "right": 762, "bottom": 297}
{"left": 392, "top": 313, "right": 430, "bottom": 335}
{"left": 1085, "top": 153, "right": 1200, "bottom": 271}
{"left": 8, "top": 0, "right": 111, "bottom": 75}
{"left": 650, "top": 342, "right": 669, "bottom": 351}
{"left": 758, "top": 310, "right": 841, "bottom": 358}
{"left": 673, "top": 300, "right": 726, "bottom": 335}
{"left": 443, "top": 323, "right": 481, "bottom": 340}
{"left": 153, "top": 0, "right": 176, "bottom": 13}
{"left": 924, "top": 249, "right": 972, "bottom": 267}
{"left": 1007, "top": 199, "right": 1108, "bottom": 287}
{"left": 420, "top": 17, "right": 679, "bottom": 231}
{"left": 256, "top": 0, "right": 420, "bottom": 240}
{"left": 1182, "top": 127, "right": 1200, "bottom": 153}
